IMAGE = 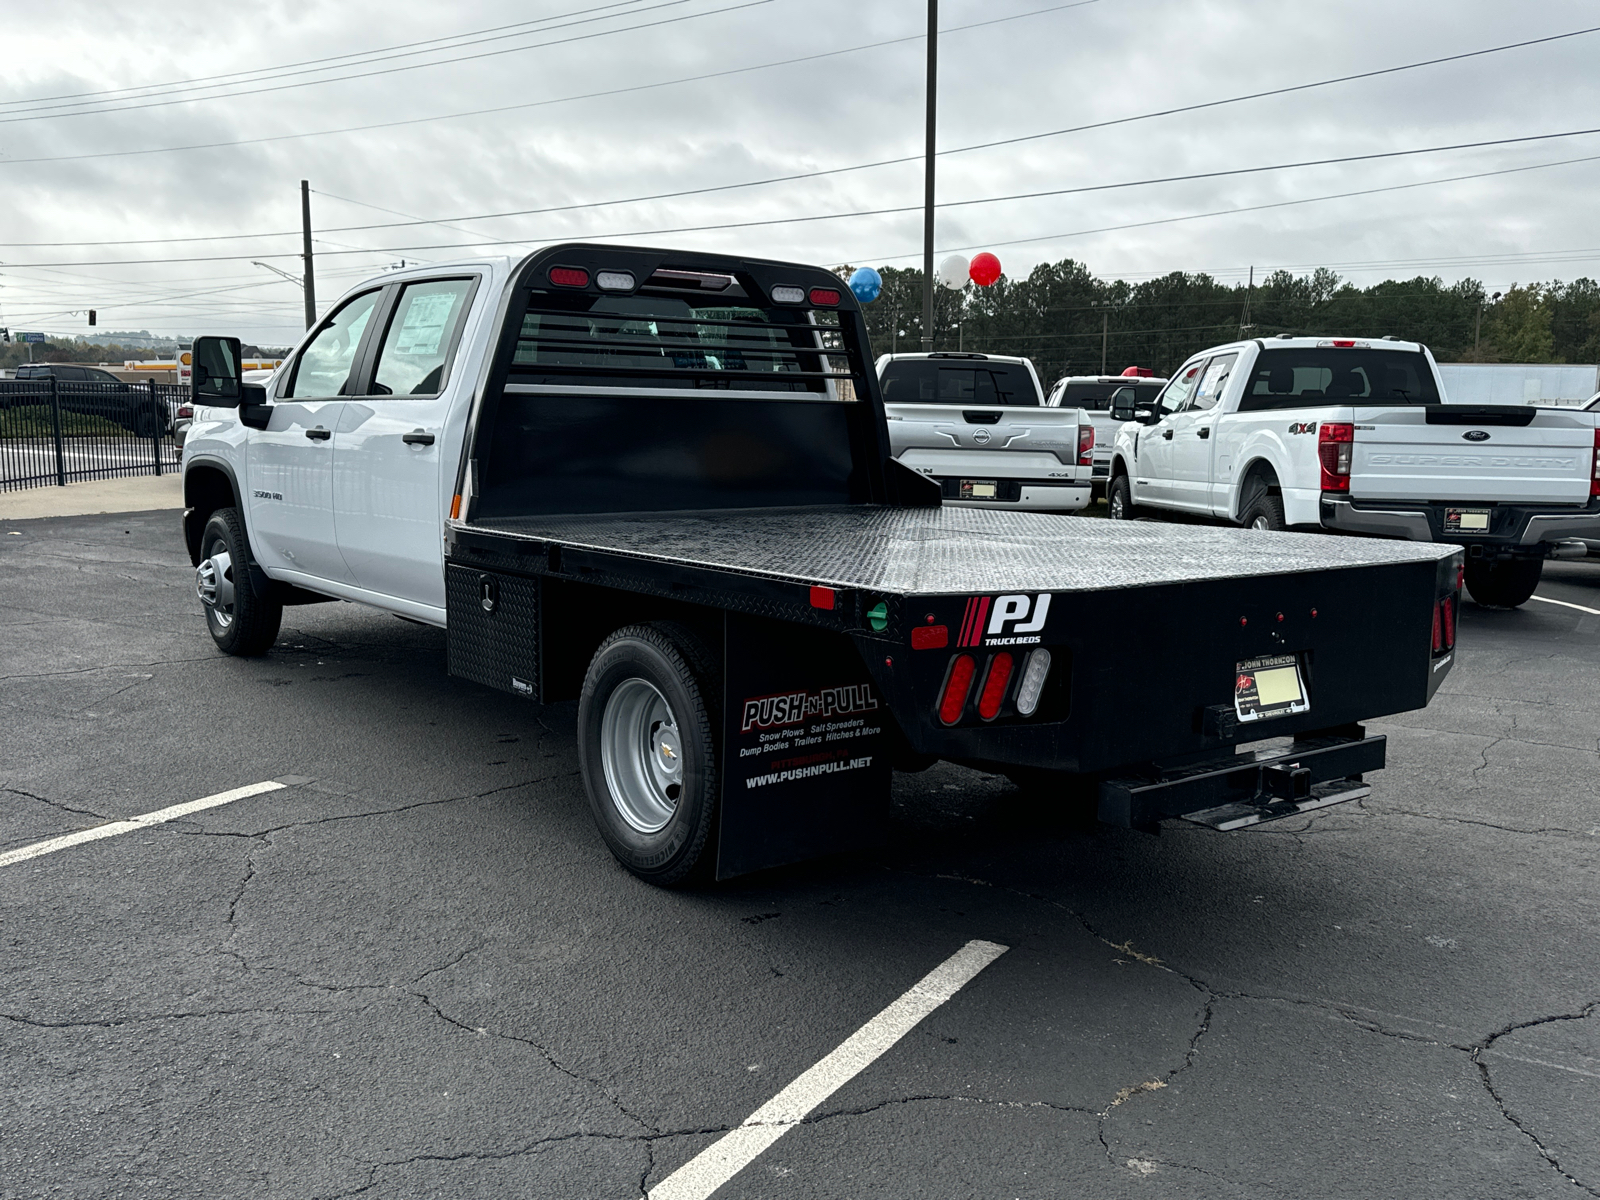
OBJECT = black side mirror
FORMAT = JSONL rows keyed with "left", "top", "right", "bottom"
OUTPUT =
{"left": 239, "top": 382, "right": 272, "bottom": 430}
{"left": 193, "top": 336, "right": 242, "bottom": 406}
{"left": 1108, "top": 386, "right": 1138, "bottom": 421}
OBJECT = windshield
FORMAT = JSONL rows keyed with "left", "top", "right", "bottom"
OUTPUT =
{"left": 880, "top": 359, "right": 1040, "bottom": 406}
{"left": 1061, "top": 380, "right": 1165, "bottom": 412}
{"left": 1239, "top": 348, "right": 1440, "bottom": 410}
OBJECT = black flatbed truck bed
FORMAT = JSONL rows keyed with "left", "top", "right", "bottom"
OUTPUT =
{"left": 439, "top": 243, "right": 1460, "bottom": 884}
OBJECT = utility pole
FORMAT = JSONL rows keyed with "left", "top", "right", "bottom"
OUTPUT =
{"left": 1238, "top": 265, "right": 1254, "bottom": 339}
{"left": 300, "top": 180, "right": 317, "bottom": 331}
{"left": 1100, "top": 309, "right": 1109, "bottom": 375}
{"left": 920, "top": 0, "right": 937, "bottom": 351}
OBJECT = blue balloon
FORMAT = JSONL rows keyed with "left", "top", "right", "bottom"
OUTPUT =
{"left": 848, "top": 266, "right": 883, "bottom": 304}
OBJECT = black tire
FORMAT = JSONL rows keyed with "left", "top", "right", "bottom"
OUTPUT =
{"left": 1464, "top": 557, "right": 1543, "bottom": 608}
{"left": 197, "top": 507, "right": 282, "bottom": 656}
{"left": 1240, "top": 488, "right": 1286, "bottom": 531}
{"left": 578, "top": 624, "right": 720, "bottom": 887}
{"left": 1107, "top": 474, "right": 1135, "bottom": 520}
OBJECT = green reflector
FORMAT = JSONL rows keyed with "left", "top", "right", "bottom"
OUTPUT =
{"left": 867, "top": 601, "right": 889, "bottom": 632}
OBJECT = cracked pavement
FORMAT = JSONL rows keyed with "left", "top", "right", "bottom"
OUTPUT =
{"left": 2, "top": 509, "right": 1598, "bottom": 1198}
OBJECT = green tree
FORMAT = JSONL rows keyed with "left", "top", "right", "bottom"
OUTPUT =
{"left": 1486, "top": 285, "right": 1556, "bottom": 362}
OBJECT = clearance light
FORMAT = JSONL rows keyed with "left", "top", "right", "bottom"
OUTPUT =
{"left": 809, "top": 585, "right": 836, "bottom": 610}
{"left": 1319, "top": 422, "right": 1354, "bottom": 492}
{"left": 450, "top": 494, "right": 462, "bottom": 520}
{"left": 976, "top": 652, "right": 1015, "bottom": 721}
{"left": 1014, "top": 649, "right": 1051, "bottom": 717}
{"left": 547, "top": 266, "right": 589, "bottom": 288}
{"left": 911, "top": 625, "right": 948, "bottom": 650}
{"left": 938, "top": 654, "right": 977, "bottom": 725}
{"left": 1077, "top": 424, "right": 1095, "bottom": 466}
{"left": 808, "top": 287, "right": 841, "bottom": 307}
{"left": 770, "top": 285, "right": 806, "bottom": 305}
{"left": 595, "top": 270, "right": 635, "bottom": 291}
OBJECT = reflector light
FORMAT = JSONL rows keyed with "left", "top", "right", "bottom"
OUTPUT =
{"left": 938, "top": 655, "right": 977, "bottom": 725}
{"left": 1592, "top": 429, "right": 1600, "bottom": 497}
{"left": 1014, "top": 649, "right": 1052, "bottom": 717}
{"left": 809, "top": 585, "right": 836, "bottom": 610}
{"left": 1077, "top": 424, "right": 1095, "bottom": 466}
{"left": 911, "top": 625, "right": 949, "bottom": 650}
{"left": 547, "top": 266, "right": 589, "bottom": 288}
{"left": 977, "top": 653, "right": 1014, "bottom": 721}
{"left": 808, "top": 287, "right": 841, "bottom": 307}
{"left": 450, "top": 494, "right": 462, "bottom": 520}
{"left": 1431, "top": 604, "right": 1443, "bottom": 653}
{"left": 770, "top": 285, "right": 806, "bottom": 304}
{"left": 1440, "top": 597, "right": 1456, "bottom": 649}
{"left": 595, "top": 270, "right": 635, "bottom": 291}
{"left": 1319, "top": 422, "right": 1355, "bottom": 492}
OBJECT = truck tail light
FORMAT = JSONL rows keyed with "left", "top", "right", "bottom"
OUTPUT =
{"left": 808, "top": 287, "right": 841, "bottom": 307}
{"left": 1440, "top": 596, "right": 1456, "bottom": 650}
{"left": 1591, "top": 429, "right": 1600, "bottom": 497}
{"left": 1077, "top": 424, "right": 1094, "bottom": 466}
{"left": 1432, "top": 604, "right": 1442, "bottom": 653}
{"left": 1319, "top": 422, "right": 1354, "bottom": 492}
{"left": 976, "top": 652, "right": 1015, "bottom": 721}
{"left": 937, "top": 654, "right": 977, "bottom": 725}
{"left": 1013, "top": 648, "right": 1051, "bottom": 716}
{"left": 547, "top": 266, "right": 589, "bottom": 288}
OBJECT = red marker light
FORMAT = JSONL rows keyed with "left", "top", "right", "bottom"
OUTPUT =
{"left": 976, "top": 652, "right": 1015, "bottom": 721}
{"left": 1239, "top": 617, "right": 1248, "bottom": 627}
{"left": 911, "top": 625, "right": 949, "bottom": 650}
{"left": 1331, "top": 339, "right": 1356, "bottom": 348}
{"left": 547, "top": 266, "right": 589, "bottom": 288}
{"left": 809, "top": 586, "right": 835, "bottom": 610}
{"left": 808, "top": 287, "right": 841, "bottom": 307}
{"left": 1276, "top": 612, "right": 1284, "bottom": 623}
{"left": 938, "top": 655, "right": 977, "bottom": 725}
{"left": 1440, "top": 598, "right": 1456, "bottom": 649}
{"left": 1310, "top": 608, "right": 1318, "bottom": 618}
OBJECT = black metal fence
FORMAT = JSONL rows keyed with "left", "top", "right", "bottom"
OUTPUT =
{"left": 0, "top": 379, "right": 186, "bottom": 492}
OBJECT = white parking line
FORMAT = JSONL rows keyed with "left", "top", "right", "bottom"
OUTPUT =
{"left": 648, "top": 938, "right": 1009, "bottom": 1200}
{"left": 1529, "top": 594, "right": 1600, "bottom": 616}
{"left": 0, "top": 780, "right": 287, "bottom": 868}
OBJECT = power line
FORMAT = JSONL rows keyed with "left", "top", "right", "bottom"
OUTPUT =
{"left": 0, "top": 0, "right": 775, "bottom": 126}
{"left": 0, "top": 1, "right": 1097, "bottom": 169}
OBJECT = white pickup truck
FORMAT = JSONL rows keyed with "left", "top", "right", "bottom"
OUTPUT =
{"left": 1045, "top": 371, "right": 1167, "bottom": 494}
{"left": 878, "top": 351, "right": 1092, "bottom": 510}
{"left": 1107, "top": 336, "right": 1600, "bottom": 607}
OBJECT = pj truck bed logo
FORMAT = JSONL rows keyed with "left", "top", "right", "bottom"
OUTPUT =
{"left": 957, "top": 593, "right": 1052, "bottom": 647}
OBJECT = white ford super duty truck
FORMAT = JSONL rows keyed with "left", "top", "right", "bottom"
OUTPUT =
{"left": 878, "top": 351, "right": 1093, "bottom": 510}
{"left": 1106, "top": 336, "right": 1600, "bottom": 607}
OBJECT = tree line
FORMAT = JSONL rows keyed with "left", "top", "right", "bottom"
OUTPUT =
{"left": 845, "top": 261, "right": 1600, "bottom": 384}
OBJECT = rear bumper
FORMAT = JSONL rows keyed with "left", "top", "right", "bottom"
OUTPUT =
{"left": 1099, "top": 730, "right": 1385, "bottom": 833}
{"left": 937, "top": 478, "right": 1091, "bottom": 511}
{"left": 1321, "top": 496, "right": 1600, "bottom": 550}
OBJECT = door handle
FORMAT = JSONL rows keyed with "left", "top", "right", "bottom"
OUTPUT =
{"left": 1198, "top": 427, "right": 1211, "bottom": 439}
{"left": 1162, "top": 428, "right": 1173, "bottom": 440}
{"left": 402, "top": 429, "right": 435, "bottom": 446}
{"left": 305, "top": 426, "right": 331, "bottom": 441}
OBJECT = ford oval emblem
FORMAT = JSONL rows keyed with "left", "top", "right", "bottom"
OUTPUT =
{"left": 1463, "top": 430, "right": 1491, "bottom": 442}
{"left": 972, "top": 428, "right": 992, "bottom": 445}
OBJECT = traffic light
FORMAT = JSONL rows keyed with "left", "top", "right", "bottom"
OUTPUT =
{"left": 88, "top": 310, "right": 96, "bottom": 326}
{"left": 0, "top": 328, "right": 10, "bottom": 344}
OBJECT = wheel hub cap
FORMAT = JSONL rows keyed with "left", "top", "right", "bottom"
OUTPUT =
{"left": 196, "top": 550, "right": 236, "bottom": 627}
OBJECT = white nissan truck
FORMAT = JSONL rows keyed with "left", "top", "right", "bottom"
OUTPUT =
{"left": 878, "top": 351, "right": 1093, "bottom": 510}
{"left": 1106, "top": 336, "right": 1600, "bottom": 607}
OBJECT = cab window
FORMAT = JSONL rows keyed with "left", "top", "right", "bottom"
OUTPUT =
{"left": 1158, "top": 361, "right": 1203, "bottom": 412}
{"left": 370, "top": 278, "right": 476, "bottom": 397}
{"left": 283, "top": 290, "right": 380, "bottom": 399}
{"left": 1190, "top": 353, "right": 1237, "bottom": 412}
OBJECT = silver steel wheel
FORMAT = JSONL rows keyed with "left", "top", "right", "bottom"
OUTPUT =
{"left": 1249, "top": 515, "right": 1270, "bottom": 530}
{"left": 1108, "top": 491, "right": 1126, "bottom": 519}
{"left": 599, "top": 677, "right": 683, "bottom": 834}
{"left": 196, "top": 549, "right": 236, "bottom": 629}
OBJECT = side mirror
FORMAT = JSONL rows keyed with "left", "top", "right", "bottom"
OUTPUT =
{"left": 1134, "top": 407, "right": 1160, "bottom": 425}
{"left": 239, "top": 382, "right": 272, "bottom": 431}
{"left": 193, "top": 336, "right": 242, "bottom": 406}
{"left": 1108, "top": 386, "right": 1138, "bottom": 421}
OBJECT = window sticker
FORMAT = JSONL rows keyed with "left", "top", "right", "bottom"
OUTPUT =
{"left": 393, "top": 292, "right": 458, "bottom": 356}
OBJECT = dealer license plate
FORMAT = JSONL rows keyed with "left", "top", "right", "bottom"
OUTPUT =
{"left": 960, "top": 479, "right": 998, "bottom": 500}
{"left": 1444, "top": 508, "right": 1491, "bottom": 533}
{"left": 1235, "top": 654, "right": 1310, "bottom": 723}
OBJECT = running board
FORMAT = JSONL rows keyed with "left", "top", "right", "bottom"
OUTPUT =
{"left": 1182, "top": 778, "right": 1371, "bottom": 831}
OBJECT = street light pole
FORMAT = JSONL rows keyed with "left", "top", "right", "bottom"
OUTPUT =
{"left": 921, "top": 0, "right": 937, "bottom": 351}
{"left": 300, "top": 180, "right": 317, "bottom": 331}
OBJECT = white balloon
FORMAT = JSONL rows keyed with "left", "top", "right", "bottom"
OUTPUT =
{"left": 937, "top": 254, "right": 970, "bottom": 291}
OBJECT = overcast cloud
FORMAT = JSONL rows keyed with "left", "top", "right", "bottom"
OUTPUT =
{"left": 2, "top": 0, "right": 1598, "bottom": 345}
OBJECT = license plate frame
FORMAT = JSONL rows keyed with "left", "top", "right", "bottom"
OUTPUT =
{"left": 959, "top": 479, "right": 999, "bottom": 500}
{"left": 1444, "top": 507, "right": 1492, "bottom": 533}
{"left": 1235, "top": 653, "right": 1310, "bottom": 723}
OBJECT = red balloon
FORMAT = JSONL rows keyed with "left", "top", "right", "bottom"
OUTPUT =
{"left": 969, "top": 252, "right": 1002, "bottom": 287}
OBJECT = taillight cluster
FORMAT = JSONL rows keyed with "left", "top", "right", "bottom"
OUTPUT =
{"left": 1077, "top": 424, "right": 1095, "bottom": 466}
{"left": 1431, "top": 595, "right": 1457, "bottom": 655}
{"left": 937, "top": 648, "right": 1052, "bottom": 725}
{"left": 1319, "top": 422, "right": 1354, "bottom": 492}
{"left": 1591, "top": 429, "right": 1600, "bottom": 497}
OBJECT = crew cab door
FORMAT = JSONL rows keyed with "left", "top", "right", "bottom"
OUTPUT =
{"left": 333, "top": 277, "right": 478, "bottom": 610}
{"left": 246, "top": 289, "right": 381, "bottom": 584}
{"left": 1168, "top": 352, "right": 1235, "bottom": 511}
{"left": 1134, "top": 359, "right": 1201, "bottom": 504}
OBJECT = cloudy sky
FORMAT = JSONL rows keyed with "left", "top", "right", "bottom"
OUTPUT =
{"left": 2, "top": 0, "right": 1598, "bottom": 346}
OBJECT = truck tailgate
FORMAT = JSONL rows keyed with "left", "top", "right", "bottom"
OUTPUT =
{"left": 885, "top": 403, "right": 1080, "bottom": 460}
{"left": 1351, "top": 405, "right": 1596, "bottom": 503}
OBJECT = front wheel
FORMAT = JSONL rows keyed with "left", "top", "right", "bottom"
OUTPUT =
{"left": 578, "top": 624, "right": 719, "bottom": 886}
{"left": 1107, "top": 474, "right": 1135, "bottom": 520}
{"left": 196, "top": 507, "right": 282, "bottom": 655}
{"left": 1464, "top": 557, "right": 1543, "bottom": 608}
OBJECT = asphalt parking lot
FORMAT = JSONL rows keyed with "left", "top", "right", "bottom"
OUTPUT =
{"left": 3, "top": 508, "right": 1597, "bottom": 1200}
